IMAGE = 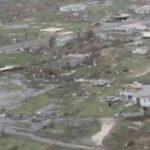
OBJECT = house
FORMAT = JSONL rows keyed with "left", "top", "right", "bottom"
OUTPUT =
{"left": 40, "top": 27, "right": 76, "bottom": 47}
{"left": 55, "top": 31, "right": 76, "bottom": 47}
{"left": 59, "top": 4, "right": 86, "bottom": 12}
{"left": 120, "top": 82, "right": 150, "bottom": 108}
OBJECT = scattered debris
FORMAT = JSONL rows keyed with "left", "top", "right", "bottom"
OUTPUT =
{"left": 59, "top": 4, "right": 86, "bottom": 12}
{"left": 120, "top": 112, "right": 144, "bottom": 118}
{"left": 132, "top": 47, "right": 148, "bottom": 55}
{"left": 75, "top": 78, "right": 111, "bottom": 86}
{"left": 0, "top": 65, "right": 23, "bottom": 72}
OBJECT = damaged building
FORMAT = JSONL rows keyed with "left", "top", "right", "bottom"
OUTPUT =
{"left": 120, "top": 82, "right": 150, "bottom": 108}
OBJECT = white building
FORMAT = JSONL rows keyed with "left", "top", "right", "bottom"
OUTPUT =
{"left": 60, "top": 4, "right": 86, "bottom": 12}
{"left": 120, "top": 82, "right": 150, "bottom": 108}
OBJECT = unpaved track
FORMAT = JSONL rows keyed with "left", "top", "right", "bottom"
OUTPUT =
{"left": 92, "top": 118, "right": 115, "bottom": 146}
{"left": 0, "top": 124, "right": 97, "bottom": 150}
{"left": 135, "top": 66, "right": 150, "bottom": 78}
{"left": 128, "top": 66, "right": 150, "bottom": 78}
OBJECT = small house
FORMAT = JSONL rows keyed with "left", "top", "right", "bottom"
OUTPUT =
{"left": 120, "top": 82, "right": 150, "bottom": 108}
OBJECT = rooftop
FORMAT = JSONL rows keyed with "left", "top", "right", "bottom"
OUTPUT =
{"left": 113, "top": 14, "right": 130, "bottom": 18}
{"left": 135, "top": 85, "right": 150, "bottom": 97}
{"left": 57, "top": 31, "right": 74, "bottom": 36}
{"left": 122, "top": 82, "right": 150, "bottom": 97}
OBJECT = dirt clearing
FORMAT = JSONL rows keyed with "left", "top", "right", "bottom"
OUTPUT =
{"left": 91, "top": 118, "right": 115, "bottom": 146}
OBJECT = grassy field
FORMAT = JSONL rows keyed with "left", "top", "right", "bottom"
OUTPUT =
{"left": 38, "top": 118, "right": 100, "bottom": 145}
{"left": 0, "top": 135, "right": 46, "bottom": 150}
{"left": 0, "top": 135, "right": 71, "bottom": 150}
{"left": 0, "top": 52, "right": 49, "bottom": 66}
{"left": 10, "top": 94, "right": 56, "bottom": 116}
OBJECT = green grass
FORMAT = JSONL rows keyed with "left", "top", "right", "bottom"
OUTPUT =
{"left": 129, "top": 73, "right": 150, "bottom": 84}
{"left": 0, "top": 52, "right": 49, "bottom": 66}
{"left": 77, "top": 96, "right": 120, "bottom": 117}
{"left": 0, "top": 82, "right": 22, "bottom": 92}
{"left": 0, "top": 136, "right": 46, "bottom": 150}
{"left": 38, "top": 119, "right": 100, "bottom": 144}
{"left": 10, "top": 94, "right": 56, "bottom": 115}
{"left": 0, "top": 27, "right": 39, "bottom": 45}
{"left": 14, "top": 121, "right": 31, "bottom": 128}
{"left": 112, "top": 0, "right": 131, "bottom": 11}
{"left": 122, "top": 57, "right": 150, "bottom": 72}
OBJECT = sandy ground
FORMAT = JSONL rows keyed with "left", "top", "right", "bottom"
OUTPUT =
{"left": 91, "top": 118, "right": 115, "bottom": 146}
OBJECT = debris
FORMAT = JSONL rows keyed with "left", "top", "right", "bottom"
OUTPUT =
{"left": 120, "top": 112, "right": 144, "bottom": 118}
{"left": 0, "top": 114, "right": 6, "bottom": 118}
{"left": 60, "top": 70, "right": 76, "bottom": 77}
{"left": 0, "top": 65, "right": 23, "bottom": 72}
{"left": 75, "top": 79, "right": 110, "bottom": 86}
{"left": 132, "top": 47, "right": 148, "bottom": 55}
{"left": 62, "top": 53, "right": 90, "bottom": 68}
{"left": 127, "top": 126, "right": 139, "bottom": 130}
{"left": 59, "top": 4, "right": 86, "bottom": 12}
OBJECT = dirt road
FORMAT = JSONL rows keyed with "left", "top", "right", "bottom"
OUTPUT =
{"left": 0, "top": 124, "right": 96, "bottom": 150}
{"left": 135, "top": 66, "right": 150, "bottom": 78}
{"left": 128, "top": 66, "right": 150, "bottom": 78}
{"left": 92, "top": 118, "right": 115, "bottom": 146}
